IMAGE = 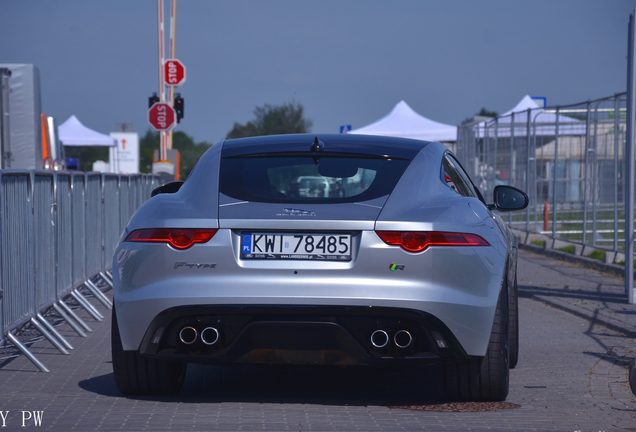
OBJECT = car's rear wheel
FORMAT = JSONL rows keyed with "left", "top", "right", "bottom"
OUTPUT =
{"left": 443, "top": 286, "right": 509, "bottom": 402}
{"left": 111, "top": 308, "right": 187, "bottom": 396}
{"left": 509, "top": 274, "right": 519, "bottom": 369}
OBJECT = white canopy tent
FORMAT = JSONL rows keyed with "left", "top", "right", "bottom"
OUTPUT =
{"left": 58, "top": 115, "right": 116, "bottom": 147}
{"left": 348, "top": 100, "right": 457, "bottom": 143}
{"left": 500, "top": 95, "right": 542, "bottom": 117}
{"left": 478, "top": 95, "right": 585, "bottom": 137}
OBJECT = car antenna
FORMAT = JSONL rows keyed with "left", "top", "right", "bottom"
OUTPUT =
{"left": 310, "top": 136, "right": 324, "bottom": 165}
{"left": 310, "top": 136, "right": 324, "bottom": 152}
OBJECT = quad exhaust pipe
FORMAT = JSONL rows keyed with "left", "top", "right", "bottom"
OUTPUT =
{"left": 179, "top": 326, "right": 198, "bottom": 345}
{"left": 370, "top": 330, "right": 389, "bottom": 348}
{"left": 370, "top": 329, "right": 413, "bottom": 350}
{"left": 393, "top": 330, "right": 413, "bottom": 349}
{"left": 201, "top": 327, "right": 220, "bottom": 345}
{"left": 179, "top": 326, "right": 220, "bottom": 346}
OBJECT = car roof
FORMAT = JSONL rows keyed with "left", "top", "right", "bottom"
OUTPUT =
{"left": 221, "top": 133, "right": 430, "bottom": 159}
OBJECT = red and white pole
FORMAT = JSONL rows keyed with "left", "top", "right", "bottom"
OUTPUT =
{"left": 168, "top": 0, "right": 177, "bottom": 150}
{"left": 157, "top": 0, "right": 167, "bottom": 160}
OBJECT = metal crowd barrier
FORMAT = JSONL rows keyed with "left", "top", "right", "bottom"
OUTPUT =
{"left": 456, "top": 93, "right": 628, "bottom": 254}
{"left": 0, "top": 170, "right": 159, "bottom": 372}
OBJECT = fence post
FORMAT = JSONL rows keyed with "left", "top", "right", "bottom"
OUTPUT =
{"left": 592, "top": 101, "right": 601, "bottom": 246}
{"left": 484, "top": 122, "right": 489, "bottom": 194}
{"left": 85, "top": 173, "right": 103, "bottom": 280}
{"left": 614, "top": 94, "right": 621, "bottom": 252}
{"left": 494, "top": 118, "right": 498, "bottom": 198}
{"left": 583, "top": 102, "right": 591, "bottom": 246}
{"left": 509, "top": 112, "right": 515, "bottom": 225}
{"left": 626, "top": 9, "right": 636, "bottom": 304}
{"left": 102, "top": 174, "right": 121, "bottom": 276}
{"left": 533, "top": 112, "right": 539, "bottom": 233}
{"left": 552, "top": 107, "right": 560, "bottom": 242}
{"left": 71, "top": 173, "right": 86, "bottom": 292}
{"left": 526, "top": 108, "right": 531, "bottom": 232}
{"left": 54, "top": 172, "right": 73, "bottom": 300}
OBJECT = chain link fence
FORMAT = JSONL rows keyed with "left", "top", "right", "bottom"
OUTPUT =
{"left": 457, "top": 93, "right": 628, "bottom": 259}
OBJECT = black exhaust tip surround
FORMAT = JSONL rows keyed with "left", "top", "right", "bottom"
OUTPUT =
{"left": 139, "top": 305, "right": 466, "bottom": 364}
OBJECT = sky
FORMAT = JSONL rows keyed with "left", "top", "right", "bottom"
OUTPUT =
{"left": 1, "top": 0, "right": 634, "bottom": 145}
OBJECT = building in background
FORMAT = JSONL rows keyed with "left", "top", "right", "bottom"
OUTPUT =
{"left": 0, "top": 63, "right": 43, "bottom": 169}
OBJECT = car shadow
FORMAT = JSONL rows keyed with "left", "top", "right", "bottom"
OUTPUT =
{"left": 79, "top": 363, "right": 448, "bottom": 406}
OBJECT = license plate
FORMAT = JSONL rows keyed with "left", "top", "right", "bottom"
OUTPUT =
{"left": 241, "top": 232, "right": 351, "bottom": 261}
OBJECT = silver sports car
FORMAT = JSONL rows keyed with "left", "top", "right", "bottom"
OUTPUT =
{"left": 111, "top": 134, "right": 528, "bottom": 401}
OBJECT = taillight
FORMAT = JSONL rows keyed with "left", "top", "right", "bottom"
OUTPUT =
{"left": 376, "top": 231, "right": 489, "bottom": 253}
{"left": 125, "top": 228, "right": 218, "bottom": 250}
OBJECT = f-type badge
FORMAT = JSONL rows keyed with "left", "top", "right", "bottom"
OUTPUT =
{"left": 174, "top": 262, "right": 216, "bottom": 269}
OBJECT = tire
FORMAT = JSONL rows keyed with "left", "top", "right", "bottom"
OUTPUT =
{"left": 111, "top": 308, "right": 187, "bottom": 396}
{"left": 509, "top": 274, "right": 519, "bottom": 369}
{"left": 443, "top": 286, "right": 510, "bottom": 402}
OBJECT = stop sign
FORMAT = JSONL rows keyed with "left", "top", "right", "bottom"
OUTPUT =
{"left": 164, "top": 59, "right": 186, "bottom": 86}
{"left": 148, "top": 102, "right": 176, "bottom": 131}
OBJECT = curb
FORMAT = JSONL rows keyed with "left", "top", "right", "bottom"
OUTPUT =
{"left": 518, "top": 242, "right": 634, "bottom": 279}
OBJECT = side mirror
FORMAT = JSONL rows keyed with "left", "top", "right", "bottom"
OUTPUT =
{"left": 151, "top": 181, "right": 184, "bottom": 197}
{"left": 488, "top": 185, "right": 529, "bottom": 212}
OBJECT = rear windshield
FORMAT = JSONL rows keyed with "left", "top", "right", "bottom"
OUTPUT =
{"left": 220, "top": 154, "right": 411, "bottom": 203}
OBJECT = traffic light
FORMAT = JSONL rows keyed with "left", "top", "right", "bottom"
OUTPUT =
{"left": 174, "top": 93, "right": 184, "bottom": 123}
{"left": 148, "top": 92, "right": 159, "bottom": 108}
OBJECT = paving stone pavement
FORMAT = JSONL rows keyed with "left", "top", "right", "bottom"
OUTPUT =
{"left": 518, "top": 244, "right": 636, "bottom": 339}
{"left": 0, "top": 249, "right": 634, "bottom": 431}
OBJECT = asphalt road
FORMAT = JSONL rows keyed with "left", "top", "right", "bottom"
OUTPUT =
{"left": 0, "top": 249, "right": 634, "bottom": 431}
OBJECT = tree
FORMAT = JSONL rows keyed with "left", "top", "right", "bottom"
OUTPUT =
{"left": 226, "top": 121, "right": 259, "bottom": 139}
{"left": 172, "top": 131, "right": 212, "bottom": 178}
{"left": 462, "top": 107, "right": 499, "bottom": 125}
{"left": 477, "top": 107, "right": 498, "bottom": 118}
{"left": 139, "top": 130, "right": 211, "bottom": 178}
{"left": 64, "top": 146, "right": 109, "bottom": 172}
{"left": 139, "top": 130, "right": 158, "bottom": 173}
{"left": 226, "top": 101, "right": 313, "bottom": 139}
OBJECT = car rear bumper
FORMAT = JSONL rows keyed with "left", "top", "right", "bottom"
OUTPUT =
{"left": 115, "top": 279, "right": 499, "bottom": 357}
{"left": 135, "top": 305, "right": 468, "bottom": 366}
{"left": 113, "top": 231, "right": 506, "bottom": 357}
